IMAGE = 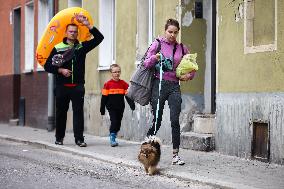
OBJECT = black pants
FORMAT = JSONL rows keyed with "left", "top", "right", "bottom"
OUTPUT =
{"left": 55, "top": 85, "right": 85, "bottom": 142}
{"left": 147, "top": 79, "right": 182, "bottom": 150}
{"left": 108, "top": 108, "right": 124, "bottom": 134}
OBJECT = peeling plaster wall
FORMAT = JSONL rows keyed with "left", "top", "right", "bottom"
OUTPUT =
{"left": 216, "top": 93, "right": 284, "bottom": 165}
{"left": 216, "top": 0, "right": 284, "bottom": 164}
{"left": 180, "top": 0, "right": 209, "bottom": 116}
{"left": 217, "top": 0, "right": 284, "bottom": 93}
{"left": 82, "top": 94, "right": 203, "bottom": 145}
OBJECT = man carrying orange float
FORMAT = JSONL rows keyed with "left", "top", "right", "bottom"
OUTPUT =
{"left": 43, "top": 10, "right": 104, "bottom": 147}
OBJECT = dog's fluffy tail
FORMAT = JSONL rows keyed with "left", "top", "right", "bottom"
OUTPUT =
{"left": 143, "top": 135, "right": 162, "bottom": 146}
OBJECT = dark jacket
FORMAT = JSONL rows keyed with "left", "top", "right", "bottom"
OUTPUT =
{"left": 44, "top": 27, "right": 104, "bottom": 85}
{"left": 100, "top": 79, "right": 135, "bottom": 115}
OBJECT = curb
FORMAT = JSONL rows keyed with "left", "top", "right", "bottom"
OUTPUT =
{"left": 0, "top": 134, "right": 244, "bottom": 189}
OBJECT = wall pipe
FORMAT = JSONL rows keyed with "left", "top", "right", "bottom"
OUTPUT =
{"left": 47, "top": 0, "right": 55, "bottom": 131}
{"left": 211, "top": 0, "right": 217, "bottom": 113}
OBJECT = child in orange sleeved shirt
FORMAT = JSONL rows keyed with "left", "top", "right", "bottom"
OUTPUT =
{"left": 100, "top": 64, "right": 135, "bottom": 147}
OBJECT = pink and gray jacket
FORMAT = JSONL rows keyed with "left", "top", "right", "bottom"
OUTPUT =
{"left": 143, "top": 37, "right": 189, "bottom": 83}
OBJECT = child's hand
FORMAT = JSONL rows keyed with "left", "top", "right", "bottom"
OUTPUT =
{"left": 100, "top": 108, "right": 105, "bottom": 115}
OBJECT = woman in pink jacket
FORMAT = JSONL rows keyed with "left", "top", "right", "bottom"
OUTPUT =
{"left": 144, "top": 18, "right": 195, "bottom": 165}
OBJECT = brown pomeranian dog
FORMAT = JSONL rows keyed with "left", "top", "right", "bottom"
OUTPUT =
{"left": 138, "top": 136, "right": 161, "bottom": 175}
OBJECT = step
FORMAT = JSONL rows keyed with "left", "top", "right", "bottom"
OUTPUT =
{"left": 193, "top": 114, "right": 215, "bottom": 134}
{"left": 180, "top": 132, "right": 215, "bottom": 151}
{"left": 9, "top": 119, "right": 19, "bottom": 126}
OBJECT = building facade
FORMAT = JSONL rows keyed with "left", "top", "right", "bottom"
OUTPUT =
{"left": 1, "top": 0, "right": 283, "bottom": 164}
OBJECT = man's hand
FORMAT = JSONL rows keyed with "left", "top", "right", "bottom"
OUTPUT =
{"left": 75, "top": 13, "right": 92, "bottom": 29}
{"left": 58, "top": 68, "right": 72, "bottom": 77}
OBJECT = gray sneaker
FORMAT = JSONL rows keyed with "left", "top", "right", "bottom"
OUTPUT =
{"left": 76, "top": 140, "right": 87, "bottom": 147}
{"left": 172, "top": 155, "right": 185, "bottom": 165}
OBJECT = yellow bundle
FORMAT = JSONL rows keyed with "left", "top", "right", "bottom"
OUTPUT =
{"left": 176, "top": 53, "right": 198, "bottom": 78}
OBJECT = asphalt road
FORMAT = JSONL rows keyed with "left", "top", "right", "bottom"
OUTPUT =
{"left": 0, "top": 139, "right": 216, "bottom": 189}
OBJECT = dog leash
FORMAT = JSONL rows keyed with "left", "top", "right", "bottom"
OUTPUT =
{"left": 152, "top": 43, "right": 177, "bottom": 135}
{"left": 153, "top": 54, "right": 164, "bottom": 135}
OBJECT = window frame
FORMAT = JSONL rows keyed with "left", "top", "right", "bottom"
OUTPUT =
{"left": 98, "top": 0, "right": 116, "bottom": 70}
{"left": 37, "top": 0, "right": 49, "bottom": 71}
{"left": 244, "top": 0, "right": 278, "bottom": 54}
{"left": 24, "top": 1, "right": 34, "bottom": 73}
{"left": 135, "top": 0, "right": 155, "bottom": 65}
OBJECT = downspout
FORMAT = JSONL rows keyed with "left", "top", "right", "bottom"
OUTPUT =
{"left": 211, "top": 0, "right": 216, "bottom": 113}
{"left": 47, "top": 0, "right": 55, "bottom": 131}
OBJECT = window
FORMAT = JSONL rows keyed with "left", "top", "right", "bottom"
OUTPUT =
{"left": 37, "top": 0, "right": 49, "bottom": 70}
{"left": 13, "top": 8, "right": 21, "bottom": 75}
{"left": 135, "top": 0, "right": 155, "bottom": 63}
{"left": 244, "top": 0, "right": 277, "bottom": 54}
{"left": 25, "top": 1, "right": 34, "bottom": 72}
{"left": 98, "top": 0, "right": 116, "bottom": 69}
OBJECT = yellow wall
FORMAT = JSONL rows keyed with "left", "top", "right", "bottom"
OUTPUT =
{"left": 180, "top": 1, "right": 206, "bottom": 94}
{"left": 57, "top": 0, "right": 207, "bottom": 95}
{"left": 58, "top": 0, "right": 68, "bottom": 11}
{"left": 218, "top": 0, "right": 284, "bottom": 92}
{"left": 115, "top": 0, "right": 137, "bottom": 82}
{"left": 155, "top": 0, "right": 179, "bottom": 37}
{"left": 83, "top": 0, "right": 101, "bottom": 94}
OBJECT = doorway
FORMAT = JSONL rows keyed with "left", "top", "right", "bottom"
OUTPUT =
{"left": 251, "top": 122, "right": 270, "bottom": 162}
{"left": 12, "top": 7, "right": 21, "bottom": 120}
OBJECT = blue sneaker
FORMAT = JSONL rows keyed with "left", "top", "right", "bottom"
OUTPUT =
{"left": 110, "top": 133, "right": 118, "bottom": 147}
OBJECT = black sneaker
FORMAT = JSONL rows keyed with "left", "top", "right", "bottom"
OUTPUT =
{"left": 55, "top": 140, "right": 63, "bottom": 145}
{"left": 76, "top": 140, "right": 87, "bottom": 147}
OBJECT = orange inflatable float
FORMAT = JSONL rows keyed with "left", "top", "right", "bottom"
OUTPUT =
{"left": 36, "top": 7, "right": 94, "bottom": 66}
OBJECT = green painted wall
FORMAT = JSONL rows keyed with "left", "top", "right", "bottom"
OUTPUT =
{"left": 115, "top": 0, "right": 137, "bottom": 82}
{"left": 57, "top": 0, "right": 207, "bottom": 95}
{"left": 83, "top": 0, "right": 101, "bottom": 94}
{"left": 154, "top": 0, "right": 205, "bottom": 94}
{"left": 58, "top": 0, "right": 68, "bottom": 11}
{"left": 218, "top": 0, "right": 284, "bottom": 92}
{"left": 180, "top": 19, "right": 206, "bottom": 94}
{"left": 180, "top": 1, "right": 206, "bottom": 94}
{"left": 155, "top": 0, "right": 179, "bottom": 37}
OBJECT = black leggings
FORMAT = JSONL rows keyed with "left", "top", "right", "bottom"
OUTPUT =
{"left": 147, "top": 79, "right": 182, "bottom": 150}
{"left": 108, "top": 108, "right": 124, "bottom": 134}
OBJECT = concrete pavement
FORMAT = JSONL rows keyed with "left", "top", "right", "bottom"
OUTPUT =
{"left": 0, "top": 123, "right": 283, "bottom": 189}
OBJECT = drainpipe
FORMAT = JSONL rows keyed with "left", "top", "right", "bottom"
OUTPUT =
{"left": 211, "top": 0, "right": 216, "bottom": 113}
{"left": 47, "top": 0, "right": 55, "bottom": 131}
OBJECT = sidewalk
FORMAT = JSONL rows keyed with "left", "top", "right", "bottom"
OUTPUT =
{"left": 0, "top": 124, "right": 283, "bottom": 189}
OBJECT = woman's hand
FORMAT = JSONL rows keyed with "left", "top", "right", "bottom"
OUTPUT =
{"left": 179, "top": 74, "right": 190, "bottom": 81}
{"left": 179, "top": 71, "right": 196, "bottom": 81}
{"left": 156, "top": 53, "right": 161, "bottom": 61}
